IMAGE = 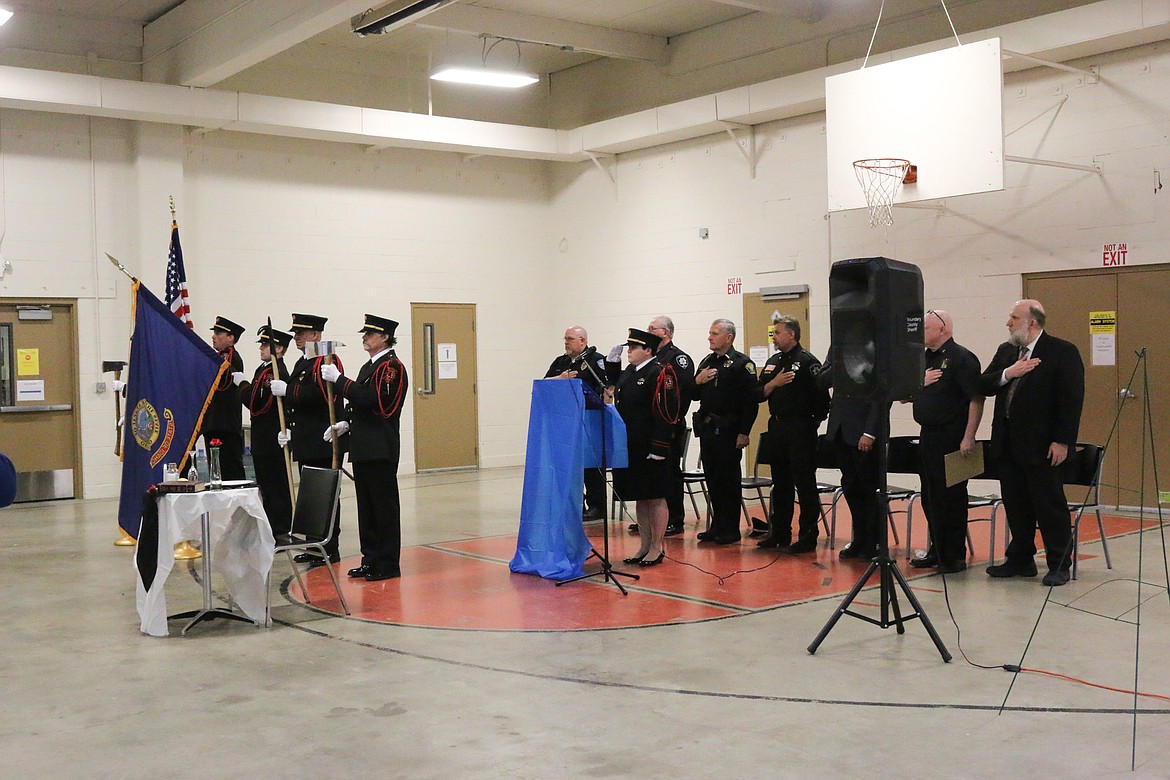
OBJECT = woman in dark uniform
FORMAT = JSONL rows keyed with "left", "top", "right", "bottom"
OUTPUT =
{"left": 609, "top": 328, "right": 681, "bottom": 567}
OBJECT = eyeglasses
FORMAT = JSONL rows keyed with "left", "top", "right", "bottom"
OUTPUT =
{"left": 927, "top": 309, "right": 945, "bottom": 326}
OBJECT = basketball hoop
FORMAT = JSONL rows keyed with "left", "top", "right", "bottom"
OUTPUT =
{"left": 853, "top": 158, "right": 915, "bottom": 227}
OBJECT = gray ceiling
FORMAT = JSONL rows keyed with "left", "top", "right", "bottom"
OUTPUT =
{"left": 0, "top": 1, "right": 1103, "bottom": 128}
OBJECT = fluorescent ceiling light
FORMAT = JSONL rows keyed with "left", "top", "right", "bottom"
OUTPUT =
{"left": 430, "top": 67, "right": 538, "bottom": 88}
{"left": 0, "top": 9, "right": 13, "bottom": 27}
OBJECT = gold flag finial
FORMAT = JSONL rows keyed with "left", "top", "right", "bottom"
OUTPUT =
{"left": 169, "top": 195, "right": 176, "bottom": 221}
{"left": 106, "top": 253, "right": 137, "bottom": 282}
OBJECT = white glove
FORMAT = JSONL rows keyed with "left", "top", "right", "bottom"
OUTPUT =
{"left": 231, "top": 372, "right": 247, "bottom": 386}
{"left": 606, "top": 344, "right": 625, "bottom": 362}
{"left": 270, "top": 379, "right": 288, "bottom": 397}
{"left": 111, "top": 380, "right": 125, "bottom": 393}
{"left": 647, "top": 454, "right": 666, "bottom": 461}
{"left": 116, "top": 415, "right": 125, "bottom": 430}
{"left": 276, "top": 429, "right": 291, "bottom": 448}
{"left": 323, "top": 421, "right": 349, "bottom": 442}
{"left": 320, "top": 363, "right": 340, "bottom": 383}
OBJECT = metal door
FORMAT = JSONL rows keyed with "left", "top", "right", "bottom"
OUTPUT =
{"left": 410, "top": 303, "right": 478, "bottom": 471}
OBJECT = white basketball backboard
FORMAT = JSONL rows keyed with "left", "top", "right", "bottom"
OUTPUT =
{"left": 826, "top": 37, "right": 1005, "bottom": 213}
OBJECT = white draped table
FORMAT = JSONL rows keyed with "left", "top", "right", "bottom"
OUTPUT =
{"left": 135, "top": 487, "right": 275, "bottom": 636}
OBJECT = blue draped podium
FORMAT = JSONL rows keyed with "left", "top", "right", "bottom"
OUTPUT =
{"left": 510, "top": 379, "right": 627, "bottom": 580}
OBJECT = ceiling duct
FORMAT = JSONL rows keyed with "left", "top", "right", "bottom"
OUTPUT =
{"left": 352, "top": 0, "right": 457, "bottom": 37}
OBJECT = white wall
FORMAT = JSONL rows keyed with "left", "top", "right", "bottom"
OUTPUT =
{"left": 5, "top": 37, "right": 1170, "bottom": 499}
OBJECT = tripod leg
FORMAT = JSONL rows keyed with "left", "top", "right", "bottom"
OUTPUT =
{"left": 808, "top": 560, "right": 878, "bottom": 654}
{"left": 889, "top": 564, "right": 952, "bottom": 661}
{"left": 879, "top": 561, "right": 907, "bottom": 634}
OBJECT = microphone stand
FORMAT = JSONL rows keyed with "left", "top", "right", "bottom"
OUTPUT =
{"left": 557, "top": 352, "right": 639, "bottom": 595}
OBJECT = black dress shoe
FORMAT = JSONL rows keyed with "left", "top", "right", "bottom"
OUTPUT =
{"left": 909, "top": 553, "right": 939, "bottom": 568}
{"left": 938, "top": 560, "right": 968, "bottom": 574}
{"left": 639, "top": 551, "right": 666, "bottom": 567}
{"left": 713, "top": 534, "right": 740, "bottom": 545}
{"left": 628, "top": 523, "right": 640, "bottom": 533}
{"left": 788, "top": 538, "right": 818, "bottom": 554}
{"left": 1041, "top": 569, "right": 1070, "bottom": 586}
{"left": 582, "top": 507, "right": 604, "bottom": 521}
{"left": 623, "top": 553, "right": 646, "bottom": 564}
{"left": 347, "top": 565, "right": 371, "bottom": 578}
{"left": 307, "top": 555, "right": 340, "bottom": 569}
{"left": 364, "top": 568, "right": 402, "bottom": 581}
{"left": 696, "top": 531, "right": 715, "bottom": 542}
{"left": 986, "top": 560, "right": 1039, "bottom": 578}
{"left": 839, "top": 543, "right": 874, "bottom": 560}
{"left": 664, "top": 522, "right": 685, "bottom": 537}
{"left": 293, "top": 552, "right": 322, "bottom": 564}
{"left": 757, "top": 535, "right": 790, "bottom": 549}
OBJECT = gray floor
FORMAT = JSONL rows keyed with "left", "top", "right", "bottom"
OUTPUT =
{"left": 3, "top": 467, "right": 1169, "bottom": 778}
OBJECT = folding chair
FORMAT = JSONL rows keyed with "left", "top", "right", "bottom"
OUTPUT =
{"left": 815, "top": 435, "right": 844, "bottom": 547}
{"left": 1063, "top": 442, "right": 1110, "bottom": 580}
{"left": 740, "top": 432, "right": 773, "bottom": 533}
{"left": 266, "top": 466, "right": 350, "bottom": 622}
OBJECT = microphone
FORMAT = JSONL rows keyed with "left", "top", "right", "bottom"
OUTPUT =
{"left": 574, "top": 346, "right": 605, "bottom": 389}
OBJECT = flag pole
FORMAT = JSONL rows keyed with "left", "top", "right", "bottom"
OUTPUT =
{"left": 268, "top": 316, "right": 298, "bottom": 511}
{"left": 108, "top": 253, "right": 138, "bottom": 546}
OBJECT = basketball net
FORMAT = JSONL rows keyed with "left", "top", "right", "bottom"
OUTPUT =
{"left": 853, "top": 158, "right": 911, "bottom": 227}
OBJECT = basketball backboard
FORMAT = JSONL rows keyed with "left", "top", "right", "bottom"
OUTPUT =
{"left": 826, "top": 37, "right": 1004, "bottom": 213}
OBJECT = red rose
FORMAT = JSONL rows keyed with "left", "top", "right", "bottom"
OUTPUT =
{"left": 209, "top": 438, "right": 222, "bottom": 447}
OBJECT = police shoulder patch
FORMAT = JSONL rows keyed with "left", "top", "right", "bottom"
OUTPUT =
{"left": 745, "top": 362, "right": 756, "bottom": 375}
{"left": 676, "top": 355, "right": 689, "bottom": 369}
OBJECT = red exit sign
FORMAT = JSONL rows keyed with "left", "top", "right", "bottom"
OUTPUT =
{"left": 1102, "top": 243, "right": 1127, "bottom": 266}
{"left": 727, "top": 276, "right": 742, "bottom": 295}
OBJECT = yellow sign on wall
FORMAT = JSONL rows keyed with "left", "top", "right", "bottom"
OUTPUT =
{"left": 16, "top": 348, "right": 39, "bottom": 376}
{"left": 1089, "top": 311, "right": 1116, "bottom": 334}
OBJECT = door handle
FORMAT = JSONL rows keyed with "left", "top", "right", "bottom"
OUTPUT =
{"left": 1119, "top": 388, "right": 1138, "bottom": 400}
{"left": 0, "top": 404, "right": 73, "bottom": 413}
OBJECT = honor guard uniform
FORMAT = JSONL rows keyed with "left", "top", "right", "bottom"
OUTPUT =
{"left": 692, "top": 320, "right": 758, "bottom": 544}
{"left": 201, "top": 316, "right": 246, "bottom": 482}
{"left": 648, "top": 321, "right": 695, "bottom": 536}
{"left": 754, "top": 317, "right": 830, "bottom": 552}
{"left": 234, "top": 325, "right": 293, "bottom": 536}
{"left": 273, "top": 312, "right": 347, "bottom": 564}
{"left": 544, "top": 327, "right": 610, "bottom": 520}
{"left": 321, "top": 314, "right": 409, "bottom": 581}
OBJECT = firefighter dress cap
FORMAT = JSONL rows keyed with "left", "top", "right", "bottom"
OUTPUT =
{"left": 625, "top": 328, "right": 661, "bottom": 353}
{"left": 290, "top": 313, "right": 328, "bottom": 332}
{"left": 359, "top": 314, "right": 399, "bottom": 338}
{"left": 257, "top": 325, "right": 293, "bottom": 350}
{"left": 210, "top": 316, "right": 245, "bottom": 341}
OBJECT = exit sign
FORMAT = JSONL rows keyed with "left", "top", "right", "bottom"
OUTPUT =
{"left": 727, "top": 276, "right": 742, "bottom": 295}
{"left": 1102, "top": 243, "right": 1127, "bottom": 266}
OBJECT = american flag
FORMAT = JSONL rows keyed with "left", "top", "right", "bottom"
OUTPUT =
{"left": 164, "top": 221, "right": 193, "bottom": 329}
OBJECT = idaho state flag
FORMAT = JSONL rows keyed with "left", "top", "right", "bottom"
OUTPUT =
{"left": 116, "top": 282, "right": 226, "bottom": 538}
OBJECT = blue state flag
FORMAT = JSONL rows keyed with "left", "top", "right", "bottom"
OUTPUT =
{"left": 117, "top": 282, "right": 226, "bottom": 538}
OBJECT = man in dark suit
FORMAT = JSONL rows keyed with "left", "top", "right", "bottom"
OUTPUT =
{"left": 322, "top": 314, "right": 409, "bottom": 581}
{"left": 819, "top": 360, "right": 883, "bottom": 559}
{"left": 979, "top": 299, "right": 1084, "bottom": 586}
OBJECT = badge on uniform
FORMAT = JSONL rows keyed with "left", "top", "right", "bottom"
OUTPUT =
{"left": 746, "top": 362, "right": 756, "bottom": 375}
{"left": 677, "top": 356, "right": 689, "bottom": 369}
{"left": 636, "top": 377, "right": 645, "bottom": 385}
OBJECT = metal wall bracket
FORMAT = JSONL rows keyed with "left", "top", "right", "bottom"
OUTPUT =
{"left": 1006, "top": 155, "right": 1102, "bottom": 174}
{"left": 720, "top": 121, "right": 757, "bottom": 179}
{"left": 584, "top": 151, "right": 617, "bottom": 188}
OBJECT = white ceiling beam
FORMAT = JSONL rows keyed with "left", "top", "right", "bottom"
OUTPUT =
{"left": 709, "top": 0, "right": 830, "bottom": 23}
{"left": 142, "top": 0, "right": 372, "bottom": 87}
{"left": 419, "top": 4, "right": 669, "bottom": 64}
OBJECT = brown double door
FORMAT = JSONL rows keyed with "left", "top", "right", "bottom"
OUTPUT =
{"left": 1025, "top": 265, "right": 1170, "bottom": 509}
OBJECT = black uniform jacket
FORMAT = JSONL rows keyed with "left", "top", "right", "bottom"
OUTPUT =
{"left": 202, "top": 346, "right": 243, "bottom": 433}
{"left": 236, "top": 358, "right": 288, "bottom": 456}
{"left": 614, "top": 359, "right": 681, "bottom": 460}
{"left": 693, "top": 348, "right": 758, "bottom": 438}
{"left": 335, "top": 350, "right": 409, "bottom": 464}
{"left": 286, "top": 353, "right": 348, "bottom": 461}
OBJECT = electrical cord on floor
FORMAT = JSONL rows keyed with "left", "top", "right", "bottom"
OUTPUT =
{"left": 666, "top": 547, "right": 788, "bottom": 586}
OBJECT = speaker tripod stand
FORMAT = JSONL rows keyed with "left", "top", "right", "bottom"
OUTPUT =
{"left": 807, "top": 402, "right": 951, "bottom": 661}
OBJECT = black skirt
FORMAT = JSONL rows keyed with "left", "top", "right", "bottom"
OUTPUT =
{"left": 611, "top": 456, "right": 669, "bottom": 502}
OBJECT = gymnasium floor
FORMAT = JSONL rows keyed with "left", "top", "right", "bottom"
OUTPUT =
{"left": 3, "top": 467, "right": 1169, "bottom": 778}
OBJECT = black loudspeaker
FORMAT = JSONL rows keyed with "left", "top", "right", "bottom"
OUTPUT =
{"left": 829, "top": 257, "right": 924, "bottom": 401}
